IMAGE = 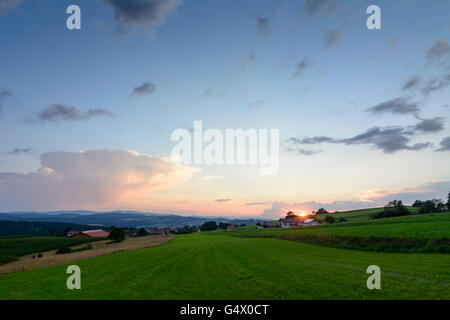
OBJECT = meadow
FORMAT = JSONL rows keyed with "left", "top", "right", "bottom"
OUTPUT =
{"left": 0, "top": 231, "right": 448, "bottom": 300}
{"left": 0, "top": 209, "right": 448, "bottom": 300}
{"left": 0, "top": 237, "right": 103, "bottom": 265}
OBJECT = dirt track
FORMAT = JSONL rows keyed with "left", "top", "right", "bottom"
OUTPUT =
{"left": 0, "top": 235, "right": 173, "bottom": 275}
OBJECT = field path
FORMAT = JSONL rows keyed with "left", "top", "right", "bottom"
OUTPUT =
{"left": 0, "top": 235, "right": 172, "bottom": 275}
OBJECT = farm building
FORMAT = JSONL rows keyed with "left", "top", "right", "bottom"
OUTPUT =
{"left": 257, "top": 222, "right": 276, "bottom": 229}
{"left": 227, "top": 225, "right": 237, "bottom": 231}
{"left": 69, "top": 229, "right": 110, "bottom": 238}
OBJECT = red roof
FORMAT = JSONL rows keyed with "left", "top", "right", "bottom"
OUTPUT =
{"left": 80, "top": 230, "right": 110, "bottom": 237}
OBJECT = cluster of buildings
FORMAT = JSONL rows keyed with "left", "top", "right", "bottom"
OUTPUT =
{"left": 66, "top": 229, "right": 110, "bottom": 238}
{"left": 256, "top": 211, "right": 321, "bottom": 229}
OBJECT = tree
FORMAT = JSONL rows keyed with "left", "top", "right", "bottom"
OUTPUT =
{"left": 412, "top": 200, "right": 423, "bottom": 208}
{"left": 419, "top": 199, "right": 446, "bottom": 214}
{"left": 109, "top": 227, "right": 125, "bottom": 242}
{"left": 371, "top": 200, "right": 410, "bottom": 219}
{"left": 447, "top": 192, "right": 450, "bottom": 210}
{"left": 324, "top": 215, "right": 336, "bottom": 224}
{"left": 316, "top": 208, "right": 329, "bottom": 215}
{"left": 200, "top": 221, "right": 217, "bottom": 232}
{"left": 218, "top": 222, "right": 231, "bottom": 230}
{"left": 138, "top": 228, "right": 148, "bottom": 237}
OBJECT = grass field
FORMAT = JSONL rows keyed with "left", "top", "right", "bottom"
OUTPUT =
{"left": 0, "top": 232, "right": 448, "bottom": 300}
{"left": 0, "top": 237, "right": 103, "bottom": 265}
{"left": 313, "top": 206, "right": 420, "bottom": 223}
{"left": 238, "top": 212, "right": 450, "bottom": 239}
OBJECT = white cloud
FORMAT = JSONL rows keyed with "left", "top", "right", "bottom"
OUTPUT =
{"left": 0, "top": 149, "right": 198, "bottom": 210}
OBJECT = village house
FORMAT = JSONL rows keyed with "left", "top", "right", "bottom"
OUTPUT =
{"left": 69, "top": 229, "right": 110, "bottom": 238}
{"left": 257, "top": 222, "right": 276, "bottom": 229}
{"left": 227, "top": 225, "right": 237, "bottom": 231}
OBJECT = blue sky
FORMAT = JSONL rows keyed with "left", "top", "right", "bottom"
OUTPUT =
{"left": 0, "top": 0, "right": 449, "bottom": 216}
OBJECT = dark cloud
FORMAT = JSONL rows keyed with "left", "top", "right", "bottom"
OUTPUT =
{"left": 421, "top": 75, "right": 450, "bottom": 96}
{"left": 215, "top": 199, "right": 231, "bottom": 203}
{"left": 102, "top": 0, "right": 182, "bottom": 33}
{"left": 288, "top": 136, "right": 335, "bottom": 145}
{"left": 436, "top": 136, "right": 450, "bottom": 152}
{"left": 294, "top": 57, "right": 313, "bottom": 77}
{"left": 0, "top": 0, "right": 22, "bottom": 16}
{"left": 304, "top": 0, "right": 336, "bottom": 15}
{"left": 0, "top": 90, "right": 12, "bottom": 114}
{"left": 131, "top": 82, "right": 156, "bottom": 96}
{"left": 7, "top": 148, "right": 31, "bottom": 155}
{"left": 414, "top": 117, "right": 445, "bottom": 133}
{"left": 367, "top": 97, "right": 420, "bottom": 116}
{"left": 285, "top": 147, "right": 322, "bottom": 156}
{"left": 31, "top": 104, "right": 112, "bottom": 122}
{"left": 324, "top": 28, "right": 342, "bottom": 49}
{"left": 402, "top": 76, "right": 421, "bottom": 91}
{"left": 287, "top": 126, "right": 432, "bottom": 154}
{"left": 426, "top": 39, "right": 450, "bottom": 64}
{"left": 255, "top": 16, "right": 270, "bottom": 37}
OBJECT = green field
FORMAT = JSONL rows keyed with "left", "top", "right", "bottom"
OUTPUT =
{"left": 0, "top": 237, "right": 103, "bottom": 265}
{"left": 239, "top": 212, "right": 450, "bottom": 239}
{"left": 314, "top": 206, "right": 420, "bottom": 223}
{"left": 0, "top": 209, "right": 448, "bottom": 300}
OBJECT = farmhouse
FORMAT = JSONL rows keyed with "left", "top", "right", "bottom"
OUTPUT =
{"left": 70, "top": 229, "right": 110, "bottom": 238}
{"left": 227, "top": 225, "right": 237, "bottom": 231}
{"left": 257, "top": 222, "right": 276, "bottom": 229}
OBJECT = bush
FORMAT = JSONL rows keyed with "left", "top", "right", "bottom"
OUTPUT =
{"left": 37, "top": 253, "right": 43, "bottom": 258}
{"left": 56, "top": 247, "right": 72, "bottom": 254}
{"left": 324, "top": 215, "right": 336, "bottom": 224}
{"left": 371, "top": 200, "right": 410, "bottom": 219}
{"left": 337, "top": 217, "right": 347, "bottom": 223}
{"left": 418, "top": 199, "right": 446, "bottom": 214}
{"left": 109, "top": 227, "right": 125, "bottom": 242}
{"left": 200, "top": 221, "right": 218, "bottom": 232}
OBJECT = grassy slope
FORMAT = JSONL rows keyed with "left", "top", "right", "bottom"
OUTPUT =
{"left": 0, "top": 237, "right": 103, "bottom": 265}
{"left": 238, "top": 212, "right": 450, "bottom": 239}
{"left": 314, "top": 206, "right": 419, "bottom": 223}
{"left": 0, "top": 232, "right": 448, "bottom": 300}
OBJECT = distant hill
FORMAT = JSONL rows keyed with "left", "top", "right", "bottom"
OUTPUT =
{"left": 0, "top": 221, "right": 96, "bottom": 237}
{"left": 0, "top": 211, "right": 264, "bottom": 229}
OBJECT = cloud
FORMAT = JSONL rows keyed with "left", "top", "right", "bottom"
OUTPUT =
{"left": 402, "top": 76, "right": 421, "bottom": 91}
{"left": 355, "top": 181, "right": 450, "bottom": 205}
{"left": 102, "top": 0, "right": 182, "bottom": 33}
{"left": 367, "top": 97, "right": 420, "bottom": 116}
{"left": 255, "top": 16, "right": 270, "bottom": 37}
{"left": 131, "top": 82, "right": 156, "bottom": 96}
{"left": 6, "top": 148, "right": 31, "bottom": 155}
{"left": 324, "top": 28, "right": 342, "bottom": 49}
{"left": 294, "top": 57, "right": 313, "bottom": 77}
{"left": 248, "top": 100, "right": 265, "bottom": 109}
{"left": 287, "top": 126, "right": 432, "bottom": 154}
{"left": 436, "top": 136, "right": 450, "bottom": 152}
{"left": 215, "top": 199, "right": 231, "bottom": 203}
{"left": 284, "top": 147, "right": 322, "bottom": 156}
{"left": 0, "top": 149, "right": 197, "bottom": 210}
{"left": 414, "top": 117, "right": 445, "bottom": 133}
{"left": 0, "top": 90, "right": 12, "bottom": 115}
{"left": 304, "top": 0, "right": 336, "bottom": 15}
{"left": 29, "top": 104, "right": 112, "bottom": 122}
{"left": 0, "top": 0, "right": 22, "bottom": 16}
{"left": 426, "top": 39, "right": 450, "bottom": 64}
{"left": 421, "top": 75, "right": 450, "bottom": 96}
{"left": 245, "top": 202, "right": 269, "bottom": 206}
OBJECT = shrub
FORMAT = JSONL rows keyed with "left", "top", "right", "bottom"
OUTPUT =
{"left": 371, "top": 200, "right": 410, "bottom": 219}
{"left": 56, "top": 247, "right": 72, "bottom": 254}
{"left": 37, "top": 253, "right": 43, "bottom": 258}
{"left": 109, "top": 227, "right": 125, "bottom": 242}
{"left": 324, "top": 215, "right": 336, "bottom": 224}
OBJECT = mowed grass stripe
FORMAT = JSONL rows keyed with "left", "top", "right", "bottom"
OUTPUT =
{"left": 0, "top": 233, "right": 448, "bottom": 300}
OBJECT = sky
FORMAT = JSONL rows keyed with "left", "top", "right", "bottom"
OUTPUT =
{"left": 0, "top": 0, "right": 449, "bottom": 218}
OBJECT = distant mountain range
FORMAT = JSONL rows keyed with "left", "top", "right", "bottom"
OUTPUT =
{"left": 0, "top": 211, "right": 266, "bottom": 229}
